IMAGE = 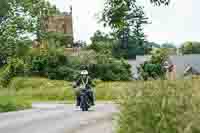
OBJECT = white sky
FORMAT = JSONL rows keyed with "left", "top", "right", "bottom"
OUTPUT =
{"left": 48, "top": 0, "right": 200, "bottom": 45}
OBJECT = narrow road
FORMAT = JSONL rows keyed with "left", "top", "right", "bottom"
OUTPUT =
{"left": 0, "top": 103, "right": 117, "bottom": 133}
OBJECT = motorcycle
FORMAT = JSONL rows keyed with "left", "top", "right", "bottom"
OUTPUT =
{"left": 79, "top": 88, "right": 91, "bottom": 111}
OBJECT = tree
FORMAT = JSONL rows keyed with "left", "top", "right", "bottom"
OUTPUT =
{"left": 0, "top": 0, "right": 10, "bottom": 23}
{"left": 0, "top": 0, "right": 60, "bottom": 66}
{"left": 90, "top": 30, "right": 113, "bottom": 44}
{"left": 16, "top": 0, "right": 60, "bottom": 41}
{"left": 0, "top": 0, "right": 33, "bottom": 65}
{"left": 101, "top": 0, "right": 170, "bottom": 58}
{"left": 151, "top": 48, "right": 169, "bottom": 64}
{"left": 89, "top": 30, "right": 114, "bottom": 53}
{"left": 161, "top": 43, "right": 176, "bottom": 49}
{"left": 180, "top": 41, "right": 200, "bottom": 54}
{"left": 148, "top": 42, "right": 160, "bottom": 48}
{"left": 138, "top": 48, "right": 169, "bottom": 80}
{"left": 102, "top": 0, "right": 148, "bottom": 48}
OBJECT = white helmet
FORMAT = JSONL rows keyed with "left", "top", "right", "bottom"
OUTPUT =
{"left": 80, "top": 70, "right": 88, "bottom": 75}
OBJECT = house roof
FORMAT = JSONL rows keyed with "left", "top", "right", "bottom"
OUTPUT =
{"left": 168, "top": 54, "right": 200, "bottom": 77}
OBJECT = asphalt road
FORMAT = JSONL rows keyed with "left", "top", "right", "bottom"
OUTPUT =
{"left": 0, "top": 103, "right": 117, "bottom": 133}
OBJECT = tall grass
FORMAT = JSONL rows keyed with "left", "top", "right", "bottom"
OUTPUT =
{"left": 0, "top": 96, "right": 31, "bottom": 112}
{"left": 116, "top": 79, "right": 200, "bottom": 133}
{"left": 8, "top": 77, "right": 75, "bottom": 101}
{"left": 5, "top": 77, "right": 125, "bottom": 101}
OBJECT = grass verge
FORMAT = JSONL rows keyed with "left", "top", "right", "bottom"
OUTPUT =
{"left": 116, "top": 79, "right": 200, "bottom": 133}
{"left": 0, "top": 96, "right": 31, "bottom": 112}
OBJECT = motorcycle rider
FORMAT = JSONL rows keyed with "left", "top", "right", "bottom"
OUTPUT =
{"left": 73, "top": 67, "right": 95, "bottom": 107}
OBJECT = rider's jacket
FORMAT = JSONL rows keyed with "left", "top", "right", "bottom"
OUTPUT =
{"left": 74, "top": 76, "right": 94, "bottom": 92}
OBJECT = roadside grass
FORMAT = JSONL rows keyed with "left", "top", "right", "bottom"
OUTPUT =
{"left": 3, "top": 77, "right": 126, "bottom": 102}
{"left": 0, "top": 96, "right": 31, "bottom": 112}
{"left": 8, "top": 77, "right": 75, "bottom": 101}
{"left": 116, "top": 79, "right": 200, "bottom": 133}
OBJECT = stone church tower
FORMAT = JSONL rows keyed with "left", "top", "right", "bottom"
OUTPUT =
{"left": 44, "top": 6, "right": 74, "bottom": 47}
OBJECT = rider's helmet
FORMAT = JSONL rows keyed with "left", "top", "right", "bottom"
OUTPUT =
{"left": 80, "top": 65, "right": 89, "bottom": 79}
{"left": 80, "top": 70, "right": 88, "bottom": 75}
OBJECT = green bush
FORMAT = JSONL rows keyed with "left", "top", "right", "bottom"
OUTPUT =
{"left": 4, "top": 47, "right": 132, "bottom": 82}
{"left": 0, "top": 96, "right": 31, "bottom": 112}
{"left": 87, "top": 52, "right": 132, "bottom": 81}
{"left": 138, "top": 63, "right": 165, "bottom": 80}
{"left": 0, "top": 58, "right": 28, "bottom": 87}
{"left": 117, "top": 80, "right": 200, "bottom": 133}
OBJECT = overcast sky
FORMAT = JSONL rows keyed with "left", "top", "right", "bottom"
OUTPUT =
{"left": 48, "top": 0, "right": 200, "bottom": 46}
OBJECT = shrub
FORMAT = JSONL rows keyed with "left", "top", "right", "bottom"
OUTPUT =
{"left": 138, "top": 63, "right": 165, "bottom": 80}
{"left": 0, "top": 58, "right": 29, "bottom": 87}
{"left": 116, "top": 80, "right": 200, "bottom": 133}
{"left": 88, "top": 54, "right": 132, "bottom": 81}
{"left": 13, "top": 47, "right": 132, "bottom": 81}
{"left": 67, "top": 51, "right": 132, "bottom": 81}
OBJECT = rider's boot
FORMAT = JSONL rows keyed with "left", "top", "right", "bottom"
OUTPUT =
{"left": 76, "top": 94, "right": 81, "bottom": 106}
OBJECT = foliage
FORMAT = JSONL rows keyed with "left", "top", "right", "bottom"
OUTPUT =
{"left": 102, "top": 0, "right": 148, "bottom": 50}
{"left": 0, "top": 0, "right": 33, "bottom": 65}
{"left": 180, "top": 41, "right": 200, "bottom": 54}
{"left": 0, "top": 58, "right": 29, "bottom": 87}
{"left": 138, "top": 48, "right": 169, "bottom": 80}
{"left": 91, "top": 58, "right": 132, "bottom": 81}
{"left": 73, "top": 40, "right": 87, "bottom": 48}
{"left": 116, "top": 79, "right": 200, "bottom": 133}
{"left": 68, "top": 50, "right": 132, "bottom": 81}
{"left": 151, "top": 48, "right": 169, "bottom": 64}
{"left": 90, "top": 30, "right": 114, "bottom": 44}
{"left": 101, "top": 0, "right": 170, "bottom": 58}
{"left": 161, "top": 42, "right": 176, "bottom": 49}
{"left": 26, "top": 47, "right": 78, "bottom": 81}
{"left": 0, "top": 0, "right": 60, "bottom": 66}
{"left": 148, "top": 42, "right": 160, "bottom": 48}
{"left": 89, "top": 30, "right": 151, "bottom": 59}
{"left": 89, "top": 30, "right": 114, "bottom": 53}
{"left": 113, "top": 38, "right": 152, "bottom": 59}
{"left": 16, "top": 0, "right": 60, "bottom": 41}
{"left": 24, "top": 46, "right": 132, "bottom": 81}
{"left": 45, "top": 32, "right": 73, "bottom": 48}
{"left": 90, "top": 41, "right": 113, "bottom": 53}
{"left": 0, "top": 96, "right": 31, "bottom": 112}
{"left": 138, "top": 62, "right": 165, "bottom": 80}
{"left": 0, "top": 0, "right": 10, "bottom": 23}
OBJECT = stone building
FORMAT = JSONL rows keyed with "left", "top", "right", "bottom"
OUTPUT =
{"left": 44, "top": 7, "right": 73, "bottom": 47}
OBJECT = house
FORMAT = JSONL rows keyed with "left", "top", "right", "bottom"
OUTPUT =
{"left": 165, "top": 54, "right": 200, "bottom": 79}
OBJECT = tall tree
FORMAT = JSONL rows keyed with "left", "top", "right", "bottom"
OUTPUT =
{"left": 0, "top": 0, "right": 60, "bottom": 66}
{"left": 180, "top": 41, "right": 200, "bottom": 54}
{"left": 161, "top": 43, "right": 176, "bottom": 49}
{"left": 102, "top": 0, "right": 148, "bottom": 51}
{"left": 16, "top": 0, "right": 60, "bottom": 41}
{"left": 102, "top": 0, "right": 170, "bottom": 46}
